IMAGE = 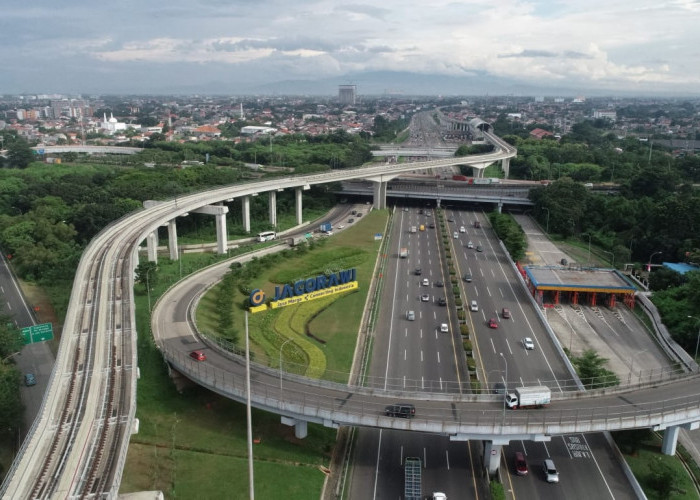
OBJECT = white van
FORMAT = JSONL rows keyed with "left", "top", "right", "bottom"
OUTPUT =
{"left": 406, "top": 310, "right": 415, "bottom": 321}
{"left": 453, "top": 232, "right": 459, "bottom": 239}
{"left": 470, "top": 300, "right": 478, "bottom": 312}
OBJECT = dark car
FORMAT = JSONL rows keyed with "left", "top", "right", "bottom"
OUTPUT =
{"left": 429, "top": 223, "right": 435, "bottom": 229}
{"left": 463, "top": 273, "right": 473, "bottom": 283}
{"left": 476, "top": 245, "right": 483, "bottom": 252}
{"left": 351, "top": 209, "right": 357, "bottom": 215}
{"left": 356, "top": 212, "right": 363, "bottom": 217}
{"left": 415, "top": 268, "right": 422, "bottom": 276}
{"left": 435, "top": 280, "right": 444, "bottom": 288}
{"left": 502, "top": 308, "right": 511, "bottom": 319}
{"left": 348, "top": 218, "right": 354, "bottom": 223}
{"left": 385, "top": 403, "right": 415, "bottom": 418}
{"left": 438, "top": 297, "right": 447, "bottom": 306}
{"left": 515, "top": 452, "right": 528, "bottom": 476}
{"left": 189, "top": 350, "right": 207, "bottom": 361}
{"left": 24, "top": 373, "right": 37, "bottom": 387}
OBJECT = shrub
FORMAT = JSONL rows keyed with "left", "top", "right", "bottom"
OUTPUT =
{"left": 463, "top": 339, "right": 472, "bottom": 351}
{"left": 458, "top": 310, "right": 466, "bottom": 320}
{"left": 454, "top": 298, "right": 462, "bottom": 307}
{"left": 460, "top": 324, "right": 469, "bottom": 335}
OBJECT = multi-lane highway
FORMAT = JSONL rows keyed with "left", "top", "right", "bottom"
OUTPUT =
{"left": 441, "top": 206, "right": 637, "bottom": 499}
{"left": 346, "top": 206, "right": 484, "bottom": 499}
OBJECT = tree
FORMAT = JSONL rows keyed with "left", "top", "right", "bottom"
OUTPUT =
{"left": 570, "top": 349, "right": 620, "bottom": 389}
{"left": 135, "top": 261, "right": 158, "bottom": 288}
{"left": 647, "top": 459, "right": 682, "bottom": 498}
{"left": 5, "top": 136, "right": 34, "bottom": 169}
{"left": 0, "top": 315, "right": 24, "bottom": 359}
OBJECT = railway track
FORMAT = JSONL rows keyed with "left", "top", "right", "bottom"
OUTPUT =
{"left": 0, "top": 141, "right": 517, "bottom": 499}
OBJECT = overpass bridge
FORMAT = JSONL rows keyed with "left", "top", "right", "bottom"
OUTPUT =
{"left": 4, "top": 124, "right": 694, "bottom": 497}
{"left": 338, "top": 180, "right": 535, "bottom": 209}
{"left": 31, "top": 145, "right": 143, "bottom": 155}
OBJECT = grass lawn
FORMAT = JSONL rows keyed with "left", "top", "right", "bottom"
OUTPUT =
{"left": 121, "top": 251, "right": 339, "bottom": 498}
{"left": 196, "top": 210, "right": 389, "bottom": 381}
{"left": 615, "top": 430, "right": 699, "bottom": 499}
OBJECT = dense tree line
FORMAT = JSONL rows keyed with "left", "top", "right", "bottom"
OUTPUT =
{"left": 372, "top": 115, "right": 411, "bottom": 142}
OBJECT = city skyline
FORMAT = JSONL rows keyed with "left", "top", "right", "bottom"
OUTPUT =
{"left": 1, "top": 1, "right": 699, "bottom": 96}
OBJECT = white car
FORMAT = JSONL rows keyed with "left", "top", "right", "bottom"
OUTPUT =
{"left": 440, "top": 323, "right": 449, "bottom": 333}
{"left": 337, "top": 224, "right": 345, "bottom": 229}
{"left": 467, "top": 241, "right": 474, "bottom": 249}
{"left": 523, "top": 337, "right": 535, "bottom": 350}
{"left": 470, "top": 300, "right": 478, "bottom": 312}
{"left": 459, "top": 226, "right": 466, "bottom": 233}
{"left": 453, "top": 232, "right": 459, "bottom": 239}
{"left": 422, "top": 278, "right": 430, "bottom": 286}
{"left": 433, "top": 493, "right": 447, "bottom": 500}
{"left": 421, "top": 293, "right": 430, "bottom": 302}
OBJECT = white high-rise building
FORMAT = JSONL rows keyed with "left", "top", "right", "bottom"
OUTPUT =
{"left": 338, "top": 85, "right": 356, "bottom": 106}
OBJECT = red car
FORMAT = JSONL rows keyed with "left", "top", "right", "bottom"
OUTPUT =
{"left": 189, "top": 350, "right": 207, "bottom": 361}
{"left": 488, "top": 318, "right": 499, "bottom": 329}
{"left": 515, "top": 451, "right": 528, "bottom": 476}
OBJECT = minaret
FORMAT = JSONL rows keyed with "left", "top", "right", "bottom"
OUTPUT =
{"left": 240, "top": 103, "right": 244, "bottom": 120}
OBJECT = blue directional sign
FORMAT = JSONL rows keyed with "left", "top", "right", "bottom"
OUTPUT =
{"left": 21, "top": 322, "right": 54, "bottom": 345}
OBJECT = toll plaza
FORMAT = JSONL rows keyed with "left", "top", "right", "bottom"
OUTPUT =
{"left": 517, "top": 264, "right": 637, "bottom": 309}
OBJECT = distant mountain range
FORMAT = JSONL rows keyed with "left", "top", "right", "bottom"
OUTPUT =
{"left": 159, "top": 70, "right": 692, "bottom": 98}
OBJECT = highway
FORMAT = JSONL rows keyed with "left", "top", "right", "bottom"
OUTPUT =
{"left": 0, "top": 134, "right": 517, "bottom": 498}
{"left": 4, "top": 116, "right": 697, "bottom": 498}
{"left": 444, "top": 207, "right": 637, "bottom": 499}
{"left": 345, "top": 206, "right": 484, "bottom": 499}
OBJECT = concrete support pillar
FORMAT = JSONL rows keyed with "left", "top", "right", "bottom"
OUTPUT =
{"left": 147, "top": 231, "right": 158, "bottom": 263}
{"left": 372, "top": 180, "right": 387, "bottom": 210}
{"left": 281, "top": 416, "right": 308, "bottom": 439}
{"left": 294, "top": 420, "right": 308, "bottom": 439}
{"left": 242, "top": 196, "right": 251, "bottom": 233}
{"left": 661, "top": 425, "right": 680, "bottom": 455}
{"left": 215, "top": 213, "right": 228, "bottom": 254}
{"left": 168, "top": 220, "right": 179, "bottom": 260}
{"left": 268, "top": 191, "right": 277, "bottom": 227}
{"left": 483, "top": 441, "right": 503, "bottom": 477}
{"left": 496, "top": 201, "right": 503, "bottom": 213}
{"left": 295, "top": 187, "right": 303, "bottom": 225}
{"left": 501, "top": 157, "right": 510, "bottom": 178}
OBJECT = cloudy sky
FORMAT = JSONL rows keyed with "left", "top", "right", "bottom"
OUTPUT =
{"left": 1, "top": 0, "right": 698, "bottom": 95}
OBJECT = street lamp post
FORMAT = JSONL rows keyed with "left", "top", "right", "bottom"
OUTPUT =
{"left": 145, "top": 267, "right": 154, "bottom": 312}
{"left": 542, "top": 207, "right": 550, "bottom": 234}
{"left": 499, "top": 353, "right": 507, "bottom": 423}
{"left": 647, "top": 251, "right": 663, "bottom": 271}
{"left": 279, "top": 339, "right": 294, "bottom": 395}
{"left": 581, "top": 233, "right": 592, "bottom": 265}
{"left": 688, "top": 316, "right": 700, "bottom": 362}
{"left": 2, "top": 352, "right": 21, "bottom": 363}
{"left": 600, "top": 249, "right": 615, "bottom": 268}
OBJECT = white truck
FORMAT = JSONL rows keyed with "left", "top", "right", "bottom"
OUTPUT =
{"left": 410, "top": 226, "right": 417, "bottom": 233}
{"left": 399, "top": 247, "right": 409, "bottom": 258}
{"left": 505, "top": 386, "right": 551, "bottom": 409}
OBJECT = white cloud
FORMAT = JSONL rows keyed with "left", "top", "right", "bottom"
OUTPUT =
{"left": 1, "top": 0, "right": 699, "bottom": 93}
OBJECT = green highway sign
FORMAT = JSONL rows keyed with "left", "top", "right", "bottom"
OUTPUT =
{"left": 21, "top": 323, "right": 54, "bottom": 345}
